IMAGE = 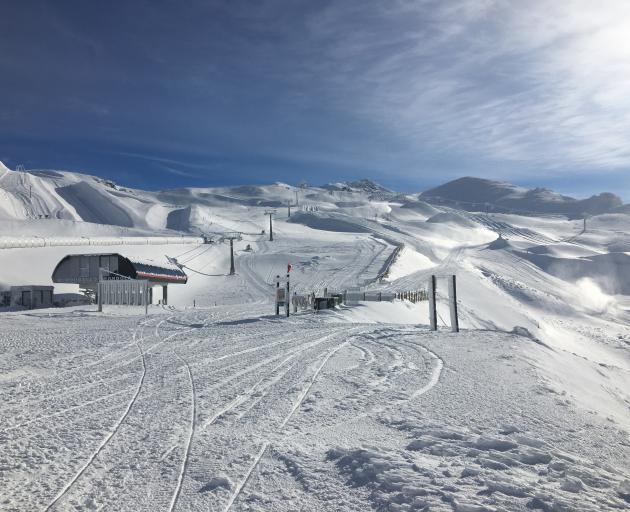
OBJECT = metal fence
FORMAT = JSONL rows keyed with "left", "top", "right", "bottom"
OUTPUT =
{"left": 97, "top": 279, "right": 150, "bottom": 314}
{"left": 288, "top": 287, "right": 427, "bottom": 313}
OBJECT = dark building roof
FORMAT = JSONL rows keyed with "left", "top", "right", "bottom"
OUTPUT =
{"left": 52, "top": 253, "right": 188, "bottom": 286}
{"left": 128, "top": 258, "right": 188, "bottom": 283}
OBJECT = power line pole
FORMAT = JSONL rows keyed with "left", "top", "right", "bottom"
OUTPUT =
{"left": 265, "top": 209, "right": 276, "bottom": 241}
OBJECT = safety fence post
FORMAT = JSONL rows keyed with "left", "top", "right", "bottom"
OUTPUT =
{"left": 448, "top": 274, "right": 459, "bottom": 333}
{"left": 428, "top": 275, "right": 437, "bottom": 331}
{"left": 285, "top": 273, "right": 290, "bottom": 317}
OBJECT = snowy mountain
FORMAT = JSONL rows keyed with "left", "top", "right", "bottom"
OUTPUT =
{"left": 1, "top": 160, "right": 630, "bottom": 510}
{"left": 2, "top": 161, "right": 624, "bottom": 233}
{"left": 420, "top": 176, "right": 623, "bottom": 217}
{"left": 0, "top": 161, "right": 309, "bottom": 232}
{"left": 322, "top": 178, "right": 393, "bottom": 196}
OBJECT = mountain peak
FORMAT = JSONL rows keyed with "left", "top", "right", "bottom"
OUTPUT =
{"left": 0, "top": 160, "right": 11, "bottom": 175}
{"left": 323, "top": 179, "right": 391, "bottom": 194}
{"left": 420, "top": 176, "right": 622, "bottom": 216}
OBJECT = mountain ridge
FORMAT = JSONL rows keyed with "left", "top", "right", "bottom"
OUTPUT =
{"left": 420, "top": 176, "right": 622, "bottom": 217}
{"left": 0, "top": 161, "right": 625, "bottom": 228}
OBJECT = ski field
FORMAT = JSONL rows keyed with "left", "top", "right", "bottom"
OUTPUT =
{"left": 1, "top": 166, "right": 629, "bottom": 511}
{"left": 2, "top": 305, "right": 629, "bottom": 511}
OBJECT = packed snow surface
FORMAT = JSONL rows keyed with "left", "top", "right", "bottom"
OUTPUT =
{"left": 1, "top": 162, "right": 629, "bottom": 511}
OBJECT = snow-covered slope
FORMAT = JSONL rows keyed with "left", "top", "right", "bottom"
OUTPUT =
{"left": 420, "top": 176, "right": 623, "bottom": 217}
{"left": 1, "top": 162, "right": 629, "bottom": 510}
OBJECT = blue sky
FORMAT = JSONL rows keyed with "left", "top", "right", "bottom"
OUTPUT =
{"left": 1, "top": 0, "right": 629, "bottom": 199}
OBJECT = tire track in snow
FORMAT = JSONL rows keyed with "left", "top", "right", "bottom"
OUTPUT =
{"left": 200, "top": 329, "right": 347, "bottom": 429}
{"left": 361, "top": 329, "right": 444, "bottom": 400}
{"left": 162, "top": 309, "right": 250, "bottom": 512}
{"left": 3, "top": 388, "right": 130, "bottom": 432}
{"left": 0, "top": 318, "right": 159, "bottom": 423}
{"left": 223, "top": 332, "right": 359, "bottom": 511}
{"left": 364, "top": 335, "right": 444, "bottom": 402}
{"left": 44, "top": 314, "right": 201, "bottom": 511}
{"left": 44, "top": 320, "right": 152, "bottom": 511}
{"left": 167, "top": 349, "right": 197, "bottom": 512}
{"left": 172, "top": 328, "right": 351, "bottom": 510}
{"left": 286, "top": 328, "right": 444, "bottom": 442}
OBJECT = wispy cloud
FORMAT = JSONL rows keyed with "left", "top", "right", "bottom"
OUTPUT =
{"left": 3, "top": 1, "right": 629, "bottom": 192}
{"left": 296, "top": 0, "right": 630, "bottom": 176}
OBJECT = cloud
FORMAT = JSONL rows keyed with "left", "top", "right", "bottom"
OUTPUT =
{"left": 157, "top": 165, "right": 200, "bottom": 179}
{"left": 3, "top": 1, "right": 629, "bottom": 191}
{"left": 297, "top": 0, "right": 630, "bottom": 176}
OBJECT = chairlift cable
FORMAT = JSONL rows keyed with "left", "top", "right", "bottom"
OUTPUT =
{"left": 172, "top": 244, "right": 204, "bottom": 259}
{"left": 180, "top": 245, "right": 213, "bottom": 264}
{"left": 181, "top": 265, "right": 224, "bottom": 277}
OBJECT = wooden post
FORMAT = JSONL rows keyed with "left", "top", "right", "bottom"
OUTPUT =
{"left": 428, "top": 275, "right": 437, "bottom": 331}
{"left": 448, "top": 274, "right": 459, "bottom": 333}
{"left": 276, "top": 275, "right": 280, "bottom": 315}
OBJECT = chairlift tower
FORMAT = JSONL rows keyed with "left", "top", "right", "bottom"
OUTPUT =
{"left": 220, "top": 232, "right": 242, "bottom": 275}
{"left": 286, "top": 200, "right": 296, "bottom": 218}
{"left": 264, "top": 209, "right": 276, "bottom": 241}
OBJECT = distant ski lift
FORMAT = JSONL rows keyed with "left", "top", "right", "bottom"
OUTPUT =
{"left": 220, "top": 232, "right": 242, "bottom": 242}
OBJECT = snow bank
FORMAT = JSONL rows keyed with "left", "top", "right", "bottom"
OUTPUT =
{"left": 521, "top": 250, "right": 630, "bottom": 295}
{"left": 426, "top": 211, "right": 477, "bottom": 228}
{"left": 386, "top": 246, "right": 435, "bottom": 280}
{"left": 56, "top": 182, "right": 134, "bottom": 227}
{"left": 323, "top": 300, "right": 427, "bottom": 324}
{"left": 286, "top": 212, "right": 372, "bottom": 233}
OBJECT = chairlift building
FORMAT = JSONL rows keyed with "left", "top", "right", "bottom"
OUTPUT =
{"left": 52, "top": 253, "right": 187, "bottom": 304}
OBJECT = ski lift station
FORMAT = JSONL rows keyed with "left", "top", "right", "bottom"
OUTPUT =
{"left": 52, "top": 253, "right": 188, "bottom": 305}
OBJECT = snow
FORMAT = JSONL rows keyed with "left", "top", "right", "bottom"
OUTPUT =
{"left": 385, "top": 246, "right": 436, "bottom": 281}
{"left": 421, "top": 176, "right": 623, "bottom": 216}
{"left": 0, "top": 167, "right": 629, "bottom": 510}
